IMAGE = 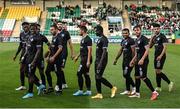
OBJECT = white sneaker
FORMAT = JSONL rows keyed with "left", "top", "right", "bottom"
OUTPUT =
{"left": 120, "top": 90, "right": 130, "bottom": 95}
{"left": 129, "top": 93, "right": 140, "bottom": 98}
{"left": 62, "top": 84, "right": 68, "bottom": 89}
{"left": 15, "top": 86, "right": 26, "bottom": 91}
{"left": 155, "top": 87, "right": 162, "bottom": 92}
{"left": 83, "top": 90, "right": 92, "bottom": 96}
{"left": 55, "top": 85, "right": 59, "bottom": 91}
{"left": 168, "top": 82, "right": 174, "bottom": 92}
{"left": 131, "top": 87, "right": 136, "bottom": 95}
{"left": 39, "top": 80, "right": 42, "bottom": 84}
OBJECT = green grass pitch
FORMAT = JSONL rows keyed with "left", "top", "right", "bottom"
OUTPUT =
{"left": 0, "top": 43, "right": 180, "bottom": 108}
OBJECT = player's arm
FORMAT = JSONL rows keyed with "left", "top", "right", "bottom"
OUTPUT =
{"left": 157, "top": 37, "right": 168, "bottom": 61}
{"left": 113, "top": 47, "right": 123, "bottom": 65}
{"left": 98, "top": 38, "right": 108, "bottom": 69}
{"left": 74, "top": 52, "right": 80, "bottom": 63}
{"left": 43, "top": 34, "right": 50, "bottom": 47}
{"left": 129, "top": 48, "right": 137, "bottom": 67}
{"left": 131, "top": 45, "right": 135, "bottom": 57}
{"left": 52, "top": 47, "right": 62, "bottom": 59}
{"left": 66, "top": 31, "right": 75, "bottom": 59}
{"left": 129, "top": 43, "right": 136, "bottom": 67}
{"left": 13, "top": 39, "right": 22, "bottom": 61}
{"left": 149, "top": 36, "right": 155, "bottom": 48}
{"left": 68, "top": 39, "right": 75, "bottom": 59}
{"left": 87, "top": 45, "right": 92, "bottom": 68}
{"left": 98, "top": 48, "right": 107, "bottom": 69}
{"left": 31, "top": 45, "right": 41, "bottom": 67}
{"left": 50, "top": 37, "right": 63, "bottom": 63}
{"left": 138, "top": 45, "right": 149, "bottom": 65}
{"left": 157, "top": 43, "right": 167, "bottom": 60}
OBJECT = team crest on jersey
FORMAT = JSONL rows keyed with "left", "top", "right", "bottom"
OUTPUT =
{"left": 53, "top": 38, "right": 56, "bottom": 42}
{"left": 81, "top": 39, "right": 84, "bottom": 44}
{"left": 157, "top": 37, "right": 160, "bottom": 41}
{"left": 125, "top": 41, "right": 128, "bottom": 45}
{"left": 97, "top": 40, "right": 100, "bottom": 44}
{"left": 30, "top": 38, "right": 34, "bottom": 42}
{"left": 138, "top": 40, "right": 141, "bottom": 44}
{"left": 61, "top": 34, "right": 65, "bottom": 37}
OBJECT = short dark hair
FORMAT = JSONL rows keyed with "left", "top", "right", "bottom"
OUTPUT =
{"left": 80, "top": 26, "right": 87, "bottom": 33}
{"left": 57, "top": 21, "right": 62, "bottom": 23}
{"left": 133, "top": 25, "right": 141, "bottom": 30}
{"left": 96, "top": 25, "right": 103, "bottom": 33}
{"left": 153, "top": 23, "right": 160, "bottom": 27}
{"left": 122, "top": 28, "right": 130, "bottom": 33}
{"left": 50, "top": 24, "right": 58, "bottom": 29}
{"left": 36, "top": 23, "right": 40, "bottom": 27}
{"left": 22, "top": 22, "right": 29, "bottom": 26}
{"left": 30, "top": 23, "right": 37, "bottom": 28}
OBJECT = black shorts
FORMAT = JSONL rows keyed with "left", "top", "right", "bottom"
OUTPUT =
{"left": 46, "top": 61, "right": 62, "bottom": 72}
{"left": 78, "top": 57, "right": 92, "bottom": 74}
{"left": 154, "top": 55, "right": 166, "bottom": 69}
{"left": 122, "top": 64, "right": 133, "bottom": 76}
{"left": 61, "top": 56, "right": 67, "bottom": 68}
{"left": 95, "top": 60, "right": 107, "bottom": 78}
{"left": 135, "top": 60, "right": 149, "bottom": 78}
{"left": 24, "top": 63, "right": 37, "bottom": 77}
{"left": 36, "top": 60, "right": 45, "bottom": 70}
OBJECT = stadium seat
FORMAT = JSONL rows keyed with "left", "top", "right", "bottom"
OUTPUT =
{"left": 1, "top": 19, "right": 16, "bottom": 37}
{"left": 44, "top": 7, "right": 81, "bottom": 36}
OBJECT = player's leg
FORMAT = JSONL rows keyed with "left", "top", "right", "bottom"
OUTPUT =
{"left": 155, "top": 56, "right": 173, "bottom": 92}
{"left": 54, "top": 63, "right": 63, "bottom": 95}
{"left": 129, "top": 65, "right": 141, "bottom": 98}
{"left": 100, "top": 64, "right": 117, "bottom": 98}
{"left": 73, "top": 64, "right": 84, "bottom": 96}
{"left": 92, "top": 62, "right": 117, "bottom": 98}
{"left": 121, "top": 65, "right": 135, "bottom": 95}
{"left": 141, "top": 61, "right": 159, "bottom": 100}
{"left": 61, "top": 58, "right": 68, "bottom": 89}
{"left": 44, "top": 63, "right": 54, "bottom": 94}
{"left": 16, "top": 63, "right": 26, "bottom": 90}
{"left": 91, "top": 63, "right": 103, "bottom": 99}
{"left": 83, "top": 66, "right": 91, "bottom": 96}
{"left": 37, "top": 60, "right": 46, "bottom": 86}
{"left": 23, "top": 64, "right": 44, "bottom": 98}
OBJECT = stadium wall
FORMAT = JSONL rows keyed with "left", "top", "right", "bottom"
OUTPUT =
{"left": 0, "top": 0, "right": 174, "bottom": 11}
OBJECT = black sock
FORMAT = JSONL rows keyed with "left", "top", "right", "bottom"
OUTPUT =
{"left": 125, "top": 77, "right": 131, "bottom": 91}
{"left": 39, "top": 69, "right": 46, "bottom": 86}
{"left": 160, "top": 72, "right": 170, "bottom": 84}
{"left": 28, "top": 81, "right": 33, "bottom": 93}
{"left": 55, "top": 70, "right": 62, "bottom": 91}
{"left": 62, "top": 70, "right": 66, "bottom": 84}
{"left": 45, "top": 70, "right": 52, "bottom": 87}
{"left": 135, "top": 78, "right": 141, "bottom": 93}
{"left": 96, "top": 79, "right": 102, "bottom": 93}
{"left": 34, "top": 75, "right": 40, "bottom": 86}
{"left": 101, "top": 77, "right": 113, "bottom": 89}
{"left": 20, "top": 71, "right": 25, "bottom": 86}
{"left": 84, "top": 75, "right": 91, "bottom": 90}
{"left": 143, "top": 78, "right": 155, "bottom": 92}
{"left": 77, "top": 73, "right": 83, "bottom": 90}
{"left": 129, "top": 77, "right": 135, "bottom": 87}
{"left": 156, "top": 73, "right": 161, "bottom": 87}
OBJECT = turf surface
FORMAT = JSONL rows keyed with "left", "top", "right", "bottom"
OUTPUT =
{"left": 0, "top": 43, "right": 180, "bottom": 108}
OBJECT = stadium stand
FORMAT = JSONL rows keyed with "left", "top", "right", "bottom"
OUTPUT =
{"left": 44, "top": 6, "right": 98, "bottom": 38}
{"left": 6, "top": 6, "right": 41, "bottom": 20}
{"left": 128, "top": 5, "right": 180, "bottom": 36}
{"left": 0, "top": 19, "right": 16, "bottom": 37}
